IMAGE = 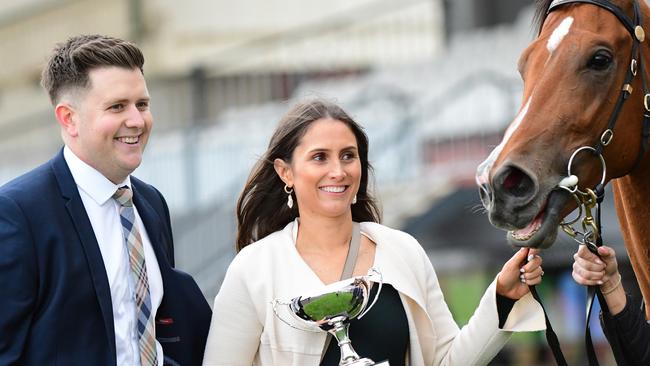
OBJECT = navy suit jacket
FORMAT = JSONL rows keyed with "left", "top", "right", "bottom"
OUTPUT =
{"left": 0, "top": 150, "right": 212, "bottom": 365}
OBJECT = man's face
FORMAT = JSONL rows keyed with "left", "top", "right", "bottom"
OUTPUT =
{"left": 67, "top": 66, "right": 152, "bottom": 183}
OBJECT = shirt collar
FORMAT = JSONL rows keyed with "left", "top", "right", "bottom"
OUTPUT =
{"left": 63, "top": 146, "right": 131, "bottom": 205}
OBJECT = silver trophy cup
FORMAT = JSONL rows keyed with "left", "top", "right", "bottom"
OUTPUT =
{"left": 272, "top": 268, "right": 389, "bottom": 366}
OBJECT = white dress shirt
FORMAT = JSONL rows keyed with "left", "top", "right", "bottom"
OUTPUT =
{"left": 64, "top": 146, "right": 164, "bottom": 366}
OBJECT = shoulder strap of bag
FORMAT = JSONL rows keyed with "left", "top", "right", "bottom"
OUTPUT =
{"left": 341, "top": 223, "right": 361, "bottom": 278}
{"left": 320, "top": 222, "right": 361, "bottom": 363}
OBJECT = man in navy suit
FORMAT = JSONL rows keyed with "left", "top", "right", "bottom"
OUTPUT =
{"left": 0, "top": 35, "right": 211, "bottom": 365}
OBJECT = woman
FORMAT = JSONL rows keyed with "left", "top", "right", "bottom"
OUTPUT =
{"left": 572, "top": 244, "right": 649, "bottom": 365}
{"left": 203, "top": 99, "right": 546, "bottom": 365}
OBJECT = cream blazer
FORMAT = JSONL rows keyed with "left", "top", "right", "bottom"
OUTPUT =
{"left": 202, "top": 220, "right": 545, "bottom": 366}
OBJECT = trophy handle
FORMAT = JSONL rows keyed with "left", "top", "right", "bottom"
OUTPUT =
{"left": 357, "top": 267, "right": 383, "bottom": 320}
{"left": 271, "top": 299, "right": 322, "bottom": 333}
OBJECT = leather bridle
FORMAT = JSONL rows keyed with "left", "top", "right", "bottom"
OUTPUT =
{"left": 548, "top": 0, "right": 650, "bottom": 169}
{"left": 531, "top": 0, "right": 650, "bottom": 365}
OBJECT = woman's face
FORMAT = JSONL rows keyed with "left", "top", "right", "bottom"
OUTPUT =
{"left": 282, "top": 118, "right": 362, "bottom": 220}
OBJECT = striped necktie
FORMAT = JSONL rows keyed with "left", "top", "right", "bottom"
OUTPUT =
{"left": 113, "top": 186, "right": 158, "bottom": 366}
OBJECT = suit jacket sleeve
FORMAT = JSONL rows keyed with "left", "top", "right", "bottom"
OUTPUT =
{"left": 0, "top": 195, "right": 38, "bottom": 364}
{"left": 154, "top": 187, "right": 175, "bottom": 267}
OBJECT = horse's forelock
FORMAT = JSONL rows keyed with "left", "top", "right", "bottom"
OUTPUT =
{"left": 534, "top": 0, "right": 555, "bottom": 34}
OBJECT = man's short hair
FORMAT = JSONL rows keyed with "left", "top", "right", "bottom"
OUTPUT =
{"left": 41, "top": 34, "right": 144, "bottom": 105}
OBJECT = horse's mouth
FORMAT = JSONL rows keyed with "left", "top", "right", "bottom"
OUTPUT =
{"left": 506, "top": 189, "right": 570, "bottom": 249}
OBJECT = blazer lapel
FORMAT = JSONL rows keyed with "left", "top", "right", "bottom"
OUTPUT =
{"left": 50, "top": 149, "right": 117, "bottom": 362}
{"left": 131, "top": 183, "right": 173, "bottom": 273}
{"left": 363, "top": 223, "right": 429, "bottom": 310}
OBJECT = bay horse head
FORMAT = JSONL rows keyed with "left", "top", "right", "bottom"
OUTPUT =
{"left": 476, "top": 0, "right": 650, "bottom": 249}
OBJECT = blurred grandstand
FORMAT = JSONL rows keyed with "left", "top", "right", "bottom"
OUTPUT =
{"left": 0, "top": 1, "right": 631, "bottom": 364}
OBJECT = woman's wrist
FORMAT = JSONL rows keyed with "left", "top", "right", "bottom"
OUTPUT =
{"left": 600, "top": 272, "right": 622, "bottom": 295}
{"left": 599, "top": 272, "right": 627, "bottom": 315}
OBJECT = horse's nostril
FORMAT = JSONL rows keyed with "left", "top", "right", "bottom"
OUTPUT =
{"left": 500, "top": 166, "right": 535, "bottom": 198}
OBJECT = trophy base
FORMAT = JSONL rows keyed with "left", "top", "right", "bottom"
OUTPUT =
{"left": 342, "top": 359, "right": 389, "bottom": 366}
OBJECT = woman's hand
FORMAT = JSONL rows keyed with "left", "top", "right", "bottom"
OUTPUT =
{"left": 572, "top": 245, "right": 626, "bottom": 314}
{"left": 572, "top": 245, "right": 619, "bottom": 290}
{"left": 496, "top": 248, "right": 543, "bottom": 300}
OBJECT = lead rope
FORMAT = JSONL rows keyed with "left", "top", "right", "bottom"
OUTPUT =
{"left": 558, "top": 182, "right": 629, "bottom": 366}
{"left": 583, "top": 184, "right": 630, "bottom": 366}
{"left": 584, "top": 184, "right": 605, "bottom": 366}
{"left": 528, "top": 283, "right": 568, "bottom": 365}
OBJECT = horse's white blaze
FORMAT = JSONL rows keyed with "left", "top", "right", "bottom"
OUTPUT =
{"left": 476, "top": 97, "right": 532, "bottom": 185}
{"left": 547, "top": 17, "right": 574, "bottom": 53}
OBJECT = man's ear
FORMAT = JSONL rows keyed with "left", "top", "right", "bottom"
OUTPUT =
{"left": 273, "top": 158, "right": 293, "bottom": 187}
{"left": 54, "top": 102, "right": 79, "bottom": 138}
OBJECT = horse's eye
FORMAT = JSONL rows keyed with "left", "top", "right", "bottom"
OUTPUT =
{"left": 587, "top": 51, "right": 613, "bottom": 70}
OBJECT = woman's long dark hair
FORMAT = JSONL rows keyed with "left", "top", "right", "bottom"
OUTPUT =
{"left": 236, "top": 99, "right": 381, "bottom": 251}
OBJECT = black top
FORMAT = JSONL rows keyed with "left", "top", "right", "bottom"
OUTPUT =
{"left": 601, "top": 295, "right": 650, "bottom": 366}
{"left": 318, "top": 283, "right": 517, "bottom": 366}
{"left": 496, "top": 294, "right": 516, "bottom": 328}
{"left": 320, "top": 283, "right": 409, "bottom": 366}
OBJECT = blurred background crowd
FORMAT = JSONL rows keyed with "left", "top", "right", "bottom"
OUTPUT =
{"left": 0, "top": 0, "right": 640, "bottom": 364}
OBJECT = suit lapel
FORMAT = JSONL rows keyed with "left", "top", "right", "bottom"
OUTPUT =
{"left": 50, "top": 150, "right": 117, "bottom": 362}
{"left": 131, "top": 182, "right": 173, "bottom": 274}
